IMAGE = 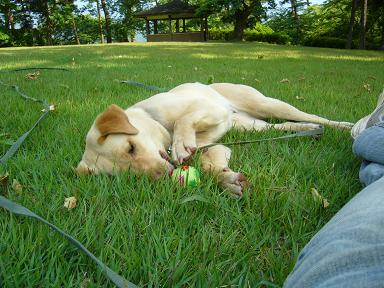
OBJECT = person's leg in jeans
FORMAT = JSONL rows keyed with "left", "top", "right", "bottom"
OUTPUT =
{"left": 353, "top": 123, "right": 384, "bottom": 186}
{"left": 284, "top": 176, "right": 384, "bottom": 288}
{"left": 284, "top": 90, "right": 384, "bottom": 288}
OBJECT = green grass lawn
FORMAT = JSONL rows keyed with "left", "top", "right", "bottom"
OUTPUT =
{"left": 0, "top": 42, "right": 383, "bottom": 287}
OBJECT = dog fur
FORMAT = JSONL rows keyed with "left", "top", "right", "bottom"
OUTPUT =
{"left": 77, "top": 83, "right": 353, "bottom": 196}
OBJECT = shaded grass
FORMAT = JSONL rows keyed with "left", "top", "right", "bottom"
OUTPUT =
{"left": 0, "top": 42, "right": 383, "bottom": 287}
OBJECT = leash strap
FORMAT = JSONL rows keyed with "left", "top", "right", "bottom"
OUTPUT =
{"left": 0, "top": 196, "right": 137, "bottom": 288}
{"left": 0, "top": 67, "right": 71, "bottom": 73}
{"left": 199, "top": 127, "right": 324, "bottom": 150}
{"left": 120, "top": 80, "right": 167, "bottom": 92}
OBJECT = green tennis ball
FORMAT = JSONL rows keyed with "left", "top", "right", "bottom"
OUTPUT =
{"left": 171, "top": 165, "right": 200, "bottom": 188}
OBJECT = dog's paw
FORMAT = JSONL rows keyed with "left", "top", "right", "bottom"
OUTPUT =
{"left": 219, "top": 169, "right": 249, "bottom": 198}
{"left": 171, "top": 139, "right": 197, "bottom": 164}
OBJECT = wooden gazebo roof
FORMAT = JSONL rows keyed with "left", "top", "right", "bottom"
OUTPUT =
{"left": 135, "top": 0, "right": 200, "bottom": 19}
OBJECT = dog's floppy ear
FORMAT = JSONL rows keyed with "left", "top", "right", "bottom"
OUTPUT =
{"left": 96, "top": 104, "right": 138, "bottom": 144}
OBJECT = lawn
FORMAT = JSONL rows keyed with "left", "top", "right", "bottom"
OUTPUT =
{"left": 0, "top": 42, "right": 383, "bottom": 287}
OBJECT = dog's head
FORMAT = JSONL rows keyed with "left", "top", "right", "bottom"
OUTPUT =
{"left": 76, "top": 104, "right": 173, "bottom": 177}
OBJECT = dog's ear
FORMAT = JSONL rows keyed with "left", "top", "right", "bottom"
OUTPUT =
{"left": 96, "top": 104, "right": 138, "bottom": 144}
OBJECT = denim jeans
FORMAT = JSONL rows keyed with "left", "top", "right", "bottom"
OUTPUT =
{"left": 284, "top": 124, "right": 384, "bottom": 288}
{"left": 353, "top": 123, "right": 384, "bottom": 186}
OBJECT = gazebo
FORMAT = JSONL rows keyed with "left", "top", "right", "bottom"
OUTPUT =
{"left": 135, "top": 0, "right": 208, "bottom": 42}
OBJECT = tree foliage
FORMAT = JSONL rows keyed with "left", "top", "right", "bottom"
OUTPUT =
{"left": 0, "top": 0, "right": 383, "bottom": 49}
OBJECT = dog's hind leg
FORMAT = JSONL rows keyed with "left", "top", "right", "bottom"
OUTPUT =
{"left": 200, "top": 144, "right": 248, "bottom": 197}
{"left": 210, "top": 83, "right": 354, "bottom": 129}
{"left": 232, "top": 112, "right": 322, "bottom": 132}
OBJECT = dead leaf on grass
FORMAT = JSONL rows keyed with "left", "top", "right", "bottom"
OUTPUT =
{"left": 363, "top": 83, "right": 371, "bottom": 92}
{"left": 311, "top": 188, "right": 329, "bottom": 208}
{"left": 41, "top": 104, "right": 56, "bottom": 113}
{"left": 0, "top": 173, "right": 9, "bottom": 186}
{"left": 12, "top": 179, "right": 23, "bottom": 192}
{"left": 280, "top": 78, "right": 290, "bottom": 83}
{"left": 64, "top": 196, "right": 77, "bottom": 209}
{"left": 295, "top": 96, "right": 305, "bottom": 101}
{"left": 254, "top": 78, "right": 261, "bottom": 83}
{"left": 25, "top": 71, "right": 40, "bottom": 80}
{"left": 298, "top": 76, "right": 306, "bottom": 81}
{"left": 368, "top": 75, "right": 376, "bottom": 80}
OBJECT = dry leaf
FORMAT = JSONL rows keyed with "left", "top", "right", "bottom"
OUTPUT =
{"left": 298, "top": 76, "right": 306, "bottom": 81}
{"left": 64, "top": 196, "right": 77, "bottom": 209}
{"left": 12, "top": 179, "right": 23, "bottom": 192}
{"left": 368, "top": 75, "right": 376, "bottom": 80}
{"left": 41, "top": 104, "right": 56, "bottom": 113}
{"left": 0, "top": 173, "right": 9, "bottom": 186}
{"left": 254, "top": 78, "right": 261, "bottom": 83}
{"left": 363, "top": 83, "right": 371, "bottom": 92}
{"left": 25, "top": 71, "right": 40, "bottom": 80}
{"left": 311, "top": 188, "right": 329, "bottom": 208}
{"left": 280, "top": 78, "right": 290, "bottom": 83}
{"left": 295, "top": 96, "right": 305, "bottom": 101}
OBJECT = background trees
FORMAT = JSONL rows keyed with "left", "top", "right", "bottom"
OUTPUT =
{"left": 0, "top": 0, "right": 383, "bottom": 49}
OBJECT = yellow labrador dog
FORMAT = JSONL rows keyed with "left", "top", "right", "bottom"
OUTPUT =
{"left": 77, "top": 83, "right": 353, "bottom": 196}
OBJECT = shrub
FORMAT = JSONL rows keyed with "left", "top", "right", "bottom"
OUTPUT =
{"left": 209, "top": 27, "right": 291, "bottom": 45}
{"left": 244, "top": 30, "right": 291, "bottom": 44}
{"left": 303, "top": 36, "right": 346, "bottom": 49}
{"left": 0, "top": 31, "right": 10, "bottom": 47}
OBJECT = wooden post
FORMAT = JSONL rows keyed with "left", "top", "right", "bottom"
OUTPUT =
{"left": 204, "top": 17, "right": 208, "bottom": 41}
{"left": 146, "top": 18, "right": 150, "bottom": 35}
{"left": 183, "top": 18, "right": 186, "bottom": 32}
{"left": 154, "top": 20, "right": 158, "bottom": 34}
{"left": 168, "top": 15, "right": 172, "bottom": 40}
{"left": 176, "top": 19, "right": 179, "bottom": 33}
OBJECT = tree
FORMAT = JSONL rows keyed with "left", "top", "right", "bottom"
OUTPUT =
{"left": 100, "top": 0, "right": 112, "bottom": 43}
{"left": 359, "top": 0, "right": 367, "bottom": 49}
{"left": 95, "top": 0, "right": 104, "bottom": 43}
{"left": 198, "top": 0, "right": 269, "bottom": 40}
{"left": 280, "top": 0, "right": 307, "bottom": 43}
{"left": 346, "top": 0, "right": 358, "bottom": 49}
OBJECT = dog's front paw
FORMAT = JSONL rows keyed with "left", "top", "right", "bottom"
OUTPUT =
{"left": 219, "top": 169, "right": 249, "bottom": 198}
{"left": 171, "top": 139, "right": 197, "bottom": 164}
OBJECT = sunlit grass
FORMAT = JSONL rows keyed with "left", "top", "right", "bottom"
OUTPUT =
{"left": 0, "top": 42, "right": 383, "bottom": 287}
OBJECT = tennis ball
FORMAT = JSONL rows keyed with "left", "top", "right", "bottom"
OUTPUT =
{"left": 171, "top": 165, "right": 200, "bottom": 188}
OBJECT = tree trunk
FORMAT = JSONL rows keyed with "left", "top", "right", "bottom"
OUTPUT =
{"left": 346, "top": 0, "right": 358, "bottom": 49}
{"left": 96, "top": 0, "right": 104, "bottom": 43}
{"left": 290, "top": 0, "right": 301, "bottom": 43}
{"left": 233, "top": 5, "right": 252, "bottom": 41}
{"left": 359, "top": 0, "right": 368, "bottom": 49}
{"left": 72, "top": 17, "right": 80, "bottom": 45}
{"left": 100, "top": 0, "right": 112, "bottom": 43}
{"left": 43, "top": 0, "right": 53, "bottom": 45}
{"left": 4, "top": 2, "right": 14, "bottom": 31}
{"left": 380, "top": 21, "right": 384, "bottom": 50}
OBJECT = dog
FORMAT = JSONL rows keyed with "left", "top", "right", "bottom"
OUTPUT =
{"left": 76, "top": 83, "right": 353, "bottom": 196}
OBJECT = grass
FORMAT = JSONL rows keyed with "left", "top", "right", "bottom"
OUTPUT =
{"left": 0, "top": 42, "right": 383, "bottom": 287}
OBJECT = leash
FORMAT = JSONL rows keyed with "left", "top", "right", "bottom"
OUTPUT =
{"left": 199, "top": 127, "right": 324, "bottom": 150}
{"left": 0, "top": 196, "right": 136, "bottom": 288}
{"left": 119, "top": 80, "right": 168, "bottom": 92}
{"left": 0, "top": 67, "right": 72, "bottom": 73}
{"left": 0, "top": 74, "right": 136, "bottom": 287}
